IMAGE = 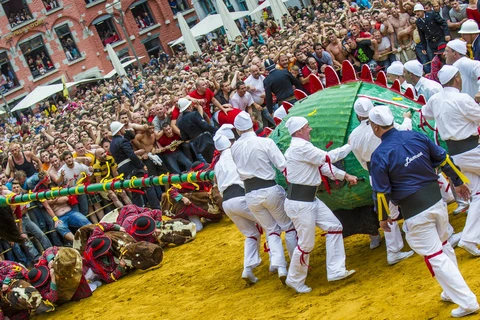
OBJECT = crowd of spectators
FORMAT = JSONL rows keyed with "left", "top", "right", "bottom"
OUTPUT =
{"left": 7, "top": 8, "right": 33, "bottom": 28}
{"left": 0, "top": 0, "right": 477, "bottom": 274}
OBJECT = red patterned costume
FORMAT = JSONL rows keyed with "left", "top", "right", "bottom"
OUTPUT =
{"left": 116, "top": 205, "right": 162, "bottom": 243}
{"left": 0, "top": 261, "right": 29, "bottom": 320}
{"left": 33, "top": 246, "right": 92, "bottom": 303}
{"left": 82, "top": 223, "right": 126, "bottom": 283}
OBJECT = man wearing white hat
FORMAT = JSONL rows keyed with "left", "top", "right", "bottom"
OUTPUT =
{"left": 403, "top": 59, "right": 443, "bottom": 101}
{"left": 444, "top": 39, "right": 480, "bottom": 102}
{"left": 369, "top": 105, "right": 479, "bottom": 318}
{"left": 386, "top": 61, "right": 414, "bottom": 91}
{"left": 349, "top": 98, "right": 415, "bottom": 263}
{"left": 231, "top": 111, "right": 297, "bottom": 284}
{"left": 283, "top": 116, "right": 357, "bottom": 293}
{"left": 414, "top": 3, "right": 450, "bottom": 61}
{"left": 423, "top": 65, "right": 480, "bottom": 256}
{"left": 109, "top": 121, "right": 161, "bottom": 209}
{"left": 458, "top": 19, "right": 480, "bottom": 61}
{"left": 213, "top": 134, "right": 262, "bottom": 285}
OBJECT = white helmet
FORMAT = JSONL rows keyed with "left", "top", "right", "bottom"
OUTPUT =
{"left": 178, "top": 98, "right": 192, "bottom": 112}
{"left": 459, "top": 19, "right": 480, "bottom": 34}
{"left": 413, "top": 3, "right": 424, "bottom": 11}
{"left": 110, "top": 121, "right": 125, "bottom": 135}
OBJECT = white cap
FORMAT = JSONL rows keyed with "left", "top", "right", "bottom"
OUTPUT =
{"left": 438, "top": 65, "right": 459, "bottom": 85}
{"left": 213, "top": 134, "right": 231, "bottom": 151}
{"left": 404, "top": 60, "right": 423, "bottom": 77}
{"left": 285, "top": 116, "right": 308, "bottom": 135}
{"left": 413, "top": 3, "right": 424, "bottom": 11}
{"left": 233, "top": 111, "right": 253, "bottom": 131}
{"left": 369, "top": 105, "right": 394, "bottom": 126}
{"left": 386, "top": 61, "right": 404, "bottom": 76}
{"left": 110, "top": 121, "right": 125, "bottom": 135}
{"left": 354, "top": 98, "right": 374, "bottom": 117}
{"left": 447, "top": 39, "right": 467, "bottom": 55}
{"left": 216, "top": 124, "right": 235, "bottom": 140}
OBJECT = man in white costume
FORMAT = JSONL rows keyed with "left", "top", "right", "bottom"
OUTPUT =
{"left": 231, "top": 111, "right": 297, "bottom": 284}
{"left": 283, "top": 116, "right": 357, "bottom": 293}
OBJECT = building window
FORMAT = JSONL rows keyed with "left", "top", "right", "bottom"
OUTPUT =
{"left": 43, "top": 0, "right": 60, "bottom": 12}
{"left": 199, "top": 0, "right": 217, "bottom": 14}
{"left": 237, "top": 0, "right": 247, "bottom": 11}
{"left": 143, "top": 37, "right": 163, "bottom": 59}
{"left": 19, "top": 35, "right": 55, "bottom": 79}
{"left": 55, "top": 24, "right": 81, "bottom": 61}
{"left": 2, "top": 0, "right": 34, "bottom": 28}
{"left": 129, "top": 1, "right": 155, "bottom": 30}
{"left": 84, "top": 0, "right": 102, "bottom": 5}
{"left": 169, "top": 0, "right": 190, "bottom": 14}
{"left": 0, "top": 52, "right": 19, "bottom": 92}
{"left": 224, "top": 0, "right": 234, "bottom": 12}
{"left": 92, "top": 16, "right": 121, "bottom": 46}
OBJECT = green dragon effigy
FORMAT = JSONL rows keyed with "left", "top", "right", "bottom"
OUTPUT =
{"left": 270, "top": 61, "right": 440, "bottom": 212}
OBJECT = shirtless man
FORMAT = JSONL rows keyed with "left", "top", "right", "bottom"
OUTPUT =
{"left": 132, "top": 125, "right": 168, "bottom": 179}
{"left": 46, "top": 196, "right": 90, "bottom": 241}
{"left": 388, "top": 8, "right": 415, "bottom": 61}
{"left": 118, "top": 111, "right": 149, "bottom": 133}
{"left": 326, "top": 31, "right": 349, "bottom": 69}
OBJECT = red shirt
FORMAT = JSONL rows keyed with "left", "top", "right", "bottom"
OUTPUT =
{"left": 188, "top": 89, "right": 215, "bottom": 118}
{"left": 301, "top": 66, "right": 315, "bottom": 95}
{"left": 159, "top": 133, "right": 182, "bottom": 154}
{"left": 171, "top": 107, "right": 180, "bottom": 121}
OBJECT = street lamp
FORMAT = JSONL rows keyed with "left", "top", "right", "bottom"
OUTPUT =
{"left": 105, "top": 0, "right": 145, "bottom": 76}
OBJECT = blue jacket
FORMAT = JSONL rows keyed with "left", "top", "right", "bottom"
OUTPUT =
{"left": 370, "top": 129, "right": 462, "bottom": 220}
{"left": 109, "top": 134, "right": 144, "bottom": 173}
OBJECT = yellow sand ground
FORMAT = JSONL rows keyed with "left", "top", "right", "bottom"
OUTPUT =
{"left": 36, "top": 205, "right": 480, "bottom": 320}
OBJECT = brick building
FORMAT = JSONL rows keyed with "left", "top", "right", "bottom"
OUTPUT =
{"left": 0, "top": 0, "right": 198, "bottom": 110}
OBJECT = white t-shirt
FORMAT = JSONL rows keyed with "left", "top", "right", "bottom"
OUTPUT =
{"left": 244, "top": 74, "right": 265, "bottom": 104}
{"left": 230, "top": 92, "right": 255, "bottom": 111}
{"left": 59, "top": 162, "right": 91, "bottom": 187}
{"left": 378, "top": 37, "right": 391, "bottom": 52}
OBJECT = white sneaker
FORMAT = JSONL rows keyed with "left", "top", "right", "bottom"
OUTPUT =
{"left": 370, "top": 234, "right": 381, "bottom": 250}
{"left": 387, "top": 251, "right": 414, "bottom": 265}
{"left": 285, "top": 279, "right": 312, "bottom": 294}
{"left": 440, "top": 292, "right": 453, "bottom": 303}
{"left": 453, "top": 201, "right": 470, "bottom": 215}
{"left": 328, "top": 270, "right": 356, "bottom": 282}
{"left": 241, "top": 268, "right": 258, "bottom": 285}
{"left": 451, "top": 306, "right": 479, "bottom": 317}
{"left": 269, "top": 265, "right": 278, "bottom": 273}
{"left": 458, "top": 241, "right": 480, "bottom": 256}
{"left": 278, "top": 267, "right": 287, "bottom": 285}
{"left": 448, "top": 233, "right": 462, "bottom": 248}
{"left": 93, "top": 280, "right": 103, "bottom": 288}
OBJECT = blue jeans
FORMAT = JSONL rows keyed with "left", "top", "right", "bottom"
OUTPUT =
{"left": 416, "top": 45, "right": 433, "bottom": 74}
{"left": 77, "top": 194, "right": 89, "bottom": 216}
{"left": 163, "top": 151, "right": 193, "bottom": 174}
{"left": 22, "top": 215, "right": 52, "bottom": 251}
{"left": 57, "top": 209, "right": 91, "bottom": 237}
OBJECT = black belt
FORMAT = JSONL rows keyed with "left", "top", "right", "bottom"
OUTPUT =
{"left": 366, "top": 161, "right": 371, "bottom": 172}
{"left": 398, "top": 180, "right": 442, "bottom": 220}
{"left": 243, "top": 177, "right": 276, "bottom": 193}
{"left": 223, "top": 184, "right": 245, "bottom": 201}
{"left": 286, "top": 183, "right": 317, "bottom": 202}
{"left": 445, "top": 135, "right": 478, "bottom": 156}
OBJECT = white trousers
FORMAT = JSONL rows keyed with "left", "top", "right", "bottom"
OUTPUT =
{"left": 245, "top": 185, "right": 297, "bottom": 268}
{"left": 385, "top": 202, "right": 405, "bottom": 255}
{"left": 222, "top": 196, "right": 261, "bottom": 270}
{"left": 438, "top": 173, "right": 455, "bottom": 203}
{"left": 284, "top": 198, "right": 346, "bottom": 285}
{"left": 453, "top": 148, "right": 480, "bottom": 244}
{"left": 402, "top": 200, "right": 478, "bottom": 309}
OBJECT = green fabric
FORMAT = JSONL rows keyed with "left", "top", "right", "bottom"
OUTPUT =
{"left": 270, "top": 81, "right": 438, "bottom": 211}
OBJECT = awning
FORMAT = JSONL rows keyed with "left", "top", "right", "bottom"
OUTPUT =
{"left": 129, "top": 0, "right": 147, "bottom": 9}
{"left": 10, "top": 79, "right": 101, "bottom": 112}
{"left": 169, "top": 11, "right": 250, "bottom": 46}
{"left": 249, "top": 0, "right": 288, "bottom": 14}
{"left": 92, "top": 15, "right": 112, "bottom": 26}
{"left": 104, "top": 56, "right": 145, "bottom": 79}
